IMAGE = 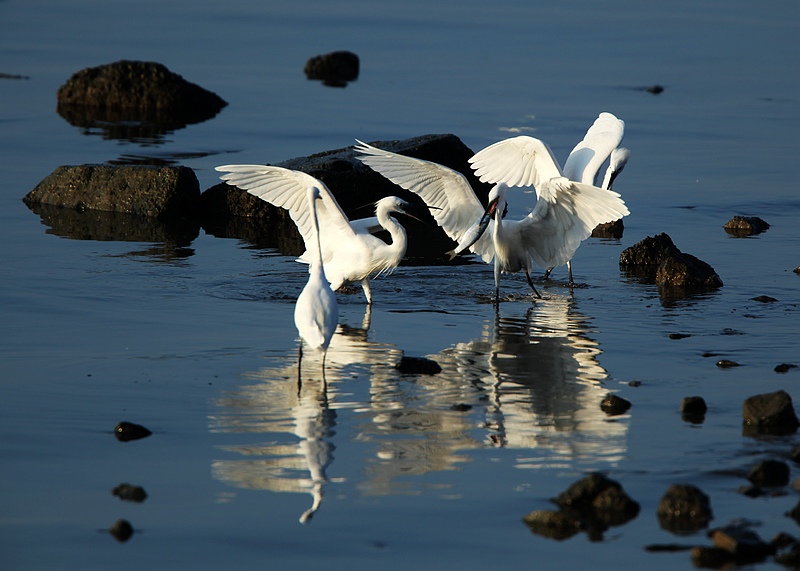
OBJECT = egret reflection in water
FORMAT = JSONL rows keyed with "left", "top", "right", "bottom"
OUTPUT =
{"left": 210, "top": 296, "right": 628, "bottom": 518}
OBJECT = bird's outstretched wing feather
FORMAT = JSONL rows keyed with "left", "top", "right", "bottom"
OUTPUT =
{"left": 563, "top": 112, "right": 625, "bottom": 185}
{"left": 354, "top": 140, "right": 494, "bottom": 261}
{"left": 468, "top": 136, "right": 563, "bottom": 192}
{"left": 215, "top": 165, "right": 356, "bottom": 254}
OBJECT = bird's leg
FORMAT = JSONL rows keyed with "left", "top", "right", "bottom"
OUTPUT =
{"left": 494, "top": 258, "right": 502, "bottom": 305}
{"left": 321, "top": 353, "right": 328, "bottom": 397}
{"left": 361, "top": 279, "right": 373, "bottom": 305}
{"left": 544, "top": 267, "right": 553, "bottom": 280}
{"left": 524, "top": 270, "right": 542, "bottom": 299}
{"left": 567, "top": 261, "right": 574, "bottom": 286}
{"left": 297, "top": 342, "right": 304, "bottom": 395}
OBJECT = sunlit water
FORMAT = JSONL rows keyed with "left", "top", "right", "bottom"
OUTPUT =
{"left": 1, "top": 0, "right": 799, "bottom": 569}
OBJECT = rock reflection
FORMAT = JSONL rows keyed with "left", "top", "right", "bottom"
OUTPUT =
{"left": 211, "top": 297, "right": 628, "bottom": 517}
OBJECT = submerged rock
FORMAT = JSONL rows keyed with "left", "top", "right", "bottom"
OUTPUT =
{"left": 619, "top": 233, "right": 723, "bottom": 293}
{"left": 108, "top": 518, "right": 134, "bottom": 542}
{"left": 723, "top": 215, "right": 770, "bottom": 237}
{"left": 681, "top": 396, "right": 707, "bottom": 423}
{"left": 56, "top": 60, "right": 227, "bottom": 139}
{"left": 24, "top": 165, "right": 200, "bottom": 220}
{"left": 600, "top": 393, "right": 631, "bottom": 416}
{"left": 742, "top": 390, "right": 800, "bottom": 436}
{"left": 657, "top": 484, "right": 713, "bottom": 533}
{"left": 522, "top": 509, "right": 582, "bottom": 541}
{"left": 115, "top": 421, "right": 152, "bottom": 442}
{"left": 304, "top": 50, "right": 359, "bottom": 86}
{"left": 591, "top": 218, "right": 624, "bottom": 239}
{"left": 747, "top": 459, "right": 790, "bottom": 487}
{"left": 209, "top": 134, "right": 489, "bottom": 259}
{"left": 112, "top": 483, "right": 148, "bottom": 503}
{"left": 395, "top": 356, "right": 442, "bottom": 375}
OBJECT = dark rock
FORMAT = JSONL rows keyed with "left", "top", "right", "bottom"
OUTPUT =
{"left": 545, "top": 472, "right": 639, "bottom": 541}
{"left": 771, "top": 531, "right": 797, "bottom": 550}
{"left": 208, "top": 134, "right": 490, "bottom": 259}
{"left": 450, "top": 403, "right": 472, "bottom": 412}
{"left": 600, "top": 393, "right": 631, "bottom": 416}
{"left": 794, "top": 266, "right": 800, "bottom": 275}
{"left": 521, "top": 509, "right": 582, "bottom": 541}
{"left": 112, "top": 483, "right": 148, "bottom": 502}
{"left": 748, "top": 459, "right": 790, "bottom": 487}
{"left": 716, "top": 359, "right": 739, "bottom": 368}
{"left": 656, "top": 484, "right": 713, "bottom": 533}
{"left": 690, "top": 546, "right": 733, "bottom": 568}
{"left": 753, "top": 295, "right": 779, "bottom": 303}
{"left": 723, "top": 215, "right": 770, "bottom": 237}
{"left": 619, "top": 233, "right": 722, "bottom": 292}
{"left": 646, "top": 85, "right": 665, "bottom": 94}
{"left": 669, "top": 333, "right": 691, "bottom": 339}
{"left": 395, "top": 356, "right": 442, "bottom": 375}
{"left": 115, "top": 421, "right": 152, "bottom": 442}
{"left": 56, "top": 60, "right": 226, "bottom": 140}
{"left": 304, "top": 50, "right": 359, "bottom": 86}
{"left": 775, "top": 541, "right": 800, "bottom": 567}
{"left": 711, "top": 524, "right": 775, "bottom": 562}
{"left": 743, "top": 390, "right": 800, "bottom": 436}
{"left": 109, "top": 518, "right": 134, "bottom": 542}
{"left": 591, "top": 218, "right": 624, "bottom": 239}
{"left": 776, "top": 363, "right": 798, "bottom": 373}
{"left": 23, "top": 165, "right": 200, "bottom": 220}
{"left": 681, "top": 396, "right": 707, "bottom": 423}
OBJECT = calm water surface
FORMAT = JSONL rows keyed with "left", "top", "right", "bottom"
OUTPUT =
{"left": 1, "top": 0, "right": 799, "bottom": 569}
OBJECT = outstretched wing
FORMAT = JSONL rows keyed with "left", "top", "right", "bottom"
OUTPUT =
{"left": 215, "top": 164, "right": 356, "bottom": 255}
{"left": 354, "top": 140, "right": 494, "bottom": 261}
{"left": 562, "top": 112, "right": 625, "bottom": 186}
{"left": 468, "top": 136, "right": 563, "bottom": 192}
{"left": 521, "top": 178, "right": 630, "bottom": 269}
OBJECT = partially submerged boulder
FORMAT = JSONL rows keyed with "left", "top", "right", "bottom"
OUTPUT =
{"left": 657, "top": 483, "right": 713, "bottom": 533}
{"left": 724, "top": 215, "right": 770, "bottom": 237}
{"left": 619, "top": 233, "right": 723, "bottom": 292}
{"left": 56, "top": 60, "right": 227, "bottom": 139}
{"left": 742, "top": 390, "right": 799, "bottom": 437}
{"left": 23, "top": 164, "right": 200, "bottom": 220}
{"left": 304, "top": 50, "right": 359, "bottom": 86}
{"left": 208, "top": 134, "right": 490, "bottom": 259}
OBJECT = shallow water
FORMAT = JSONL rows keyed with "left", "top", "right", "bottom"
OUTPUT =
{"left": 2, "top": 0, "right": 799, "bottom": 569}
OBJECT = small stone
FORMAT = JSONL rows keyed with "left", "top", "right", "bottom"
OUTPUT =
{"left": 752, "top": 295, "right": 778, "bottom": 303}
{"left": 521, "top": 510, "right": 581, "bottom": 541}
{"left": 656, "top": 484, "right": 713, "bottom": 533}
{"left": 723, "top": 215, "right": 770, "bottom": 236}
{"left": 669, "top": 333, "right": 691, "bottom": 340}
{"left": 591, "top": 219, "right": 624, "bottom": 239}
{"left": 112, "top": 483, "right": 148, "bottom": 502}
{"left": 304, "top": 50, "right": 359, "bottom": 86}
{"left": 681, "top": 396, "right": 707, "bottom": 423}
{"left": 691, "top": 546, "right": 733, "bottom": 568}
{"left": 716, "top": 359, "right": 739, "bottom": 368}
{"left": 742, "top": 390, "right": 800, "bottom": 436}
{"left": 109, "top": 519, "right": 134, "bottom": 542}
{"left": 115, "top": 421, "right": 152, "bottom": 442}
{"left": 711, "top": 525, "right": 775, "bottom": 561}
{"left": 395, "top": 356, "right": 441, "bottom": 375}
{"left": 747, "top": 459, "right": 790, "bottom": 487}
{"left": 646, "top": 85, "right": 665, "bottom": 94}
{"left": 775, "top": 363, "right": 798, "bottom": 373}
{"left": 600, "top": 393, "right": 631, "bottom": 416}
{"left": 450, "top": 403, "right": 472, "bottom": 412}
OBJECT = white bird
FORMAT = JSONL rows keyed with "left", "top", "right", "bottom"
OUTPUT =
{"left": 473, "top": 112, "right": 631, "bottom": 282}
{"left": 215, "top": 164, "right": 425, "bottom": 305}
{"left": 293, "top": 186, "right": 338, "bottom": 369}
{"left": 355, "top": 128, "right": 629, "bottom": 300}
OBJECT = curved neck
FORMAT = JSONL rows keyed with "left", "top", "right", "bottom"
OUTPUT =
{"left": 377, "top": 207, "right": 408, "bottom": 252}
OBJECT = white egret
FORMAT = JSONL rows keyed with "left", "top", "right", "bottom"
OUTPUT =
{"left": 293, "top": 186, "right": 338, "bottom": 372}
{"left": 472, "top": 112, "right": 631, "bottom": 282}
{"left": 215, "top": 164, "right": 425, "bottom": 304}
{"left": 355, "top": 130, "right": 629, "bottom": 301}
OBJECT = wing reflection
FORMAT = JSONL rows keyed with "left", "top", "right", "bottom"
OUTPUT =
{"left": 211, "top": 296, "right": 628, "bottom": 516}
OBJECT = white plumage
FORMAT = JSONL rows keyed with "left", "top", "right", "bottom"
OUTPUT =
{"left": 354, "top": 112, "right": 630, "bottom": 299}
{"left": 215, "top": 164, "right": 421, "bottom": 304}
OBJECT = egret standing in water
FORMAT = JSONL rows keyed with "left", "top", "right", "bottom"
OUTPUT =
{"left": 471, "top": 112, "right": 630, "bottom": 283}
{"left": 215, "top": 164, "right": 425, "bottom": 305}
{"left": 293, "top": 186, "right": 338, "bottom": 372}
{"left": 354, "top": 126, "right": 629, "bottom": 301}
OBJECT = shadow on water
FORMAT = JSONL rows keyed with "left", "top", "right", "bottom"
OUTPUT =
{"left": 210, "top": 296, "right": 628, "bottom": 521}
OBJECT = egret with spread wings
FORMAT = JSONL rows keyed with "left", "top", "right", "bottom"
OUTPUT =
{"left": 472, "top": 112, "right": 630, "bottom": 282}
{"left": 216, "top": 164, "right": 423, "bottom": 305}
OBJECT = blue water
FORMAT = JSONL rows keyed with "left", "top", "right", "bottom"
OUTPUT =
{"left": 1, "top": 0, "right": 799, "bottom": 569}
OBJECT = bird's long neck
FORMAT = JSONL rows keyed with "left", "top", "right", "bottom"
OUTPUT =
{"left": 492, "top": 193, "right": 507, "bottom": 238}
{"left": 309, "top": 198, "right": 327, "bottom": 278}
{"left": 377, "top": 206, "right": 408, "bottom": 256}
